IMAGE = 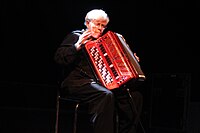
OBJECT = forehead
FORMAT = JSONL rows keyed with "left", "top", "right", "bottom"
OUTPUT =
{"left": 93, "top": 17, "right": 108, "bottom": 23}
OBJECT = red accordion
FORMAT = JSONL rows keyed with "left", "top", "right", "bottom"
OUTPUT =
{"left": 84, "top": 31, "right": 145, "bottom": 90}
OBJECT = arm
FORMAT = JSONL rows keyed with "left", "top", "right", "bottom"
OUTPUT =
{"left": 54, "top": 33, "right": 80, "bottom": 66}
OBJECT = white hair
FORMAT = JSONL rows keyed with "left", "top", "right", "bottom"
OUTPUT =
{"left": 84, "top": 9, "right": 109, "bottom": 25}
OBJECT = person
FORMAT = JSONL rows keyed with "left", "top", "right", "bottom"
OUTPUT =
{"left": 54, "top": 9, "right": 144, "bottom": 133}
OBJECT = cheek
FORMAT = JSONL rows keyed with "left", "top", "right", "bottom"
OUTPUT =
{"left": 91, "top": 33, "right": 101, "bottom": 38}
{"left": 86, "top": 23, "right": 93, "bottom": 30}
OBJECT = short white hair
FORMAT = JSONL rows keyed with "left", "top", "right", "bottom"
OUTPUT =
{"left": 84, "top": 9, "right": 109, "bottom": 25}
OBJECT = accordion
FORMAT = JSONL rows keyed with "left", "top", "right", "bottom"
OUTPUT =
{"left": 84, "top": 31, "right": 145, "bottom": 90}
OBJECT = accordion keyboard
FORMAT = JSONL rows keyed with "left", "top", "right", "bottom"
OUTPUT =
{"left": 85, "top": 31, "right": 145, "bottom": 90}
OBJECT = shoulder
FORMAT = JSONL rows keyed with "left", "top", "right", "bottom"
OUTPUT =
{"left": 63, "top": 29, "right": 84, "bottom": 40}
{"left": 72, "top": 29, "right": 85, "bottom": 36}
{"left": 61, "top": 29, "right": 84, "bottom": 45}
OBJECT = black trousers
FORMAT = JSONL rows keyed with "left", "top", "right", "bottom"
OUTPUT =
{"left": 113, "top": 88, "right": 143, "bottom": 133}
{"left": 63, "top": 82, "right": 143, "bottom": 133}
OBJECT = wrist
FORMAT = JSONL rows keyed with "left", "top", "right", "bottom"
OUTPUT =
{"left": 75, "top": 42, "right": 81, "bottom": 51}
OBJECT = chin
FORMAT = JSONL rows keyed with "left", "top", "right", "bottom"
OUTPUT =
{"left": 93, "top": 33, "right": 101, "bottom": 38}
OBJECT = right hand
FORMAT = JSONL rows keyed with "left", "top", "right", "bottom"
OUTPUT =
{"left": 75, "top": 30, "right": 92, "bottom": 51}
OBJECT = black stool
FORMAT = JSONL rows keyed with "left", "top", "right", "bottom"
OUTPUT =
{"left": 54, "top": 87, "right": 120, "bottom": 133}
{"left": 55, "top": 92, "right": 82, "bottom": 133}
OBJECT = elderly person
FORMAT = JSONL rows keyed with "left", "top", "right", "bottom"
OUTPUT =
{"left": 54, "top": 9, "right": 143, "bottom": 133}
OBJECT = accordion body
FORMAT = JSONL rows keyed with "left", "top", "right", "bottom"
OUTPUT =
{"left": 84, "top": 31, "right": 145, "bottom": 90}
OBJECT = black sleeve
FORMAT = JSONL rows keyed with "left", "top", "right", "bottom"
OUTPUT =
{"left": 54, "top": 32, "right": 80, "bottom": 66}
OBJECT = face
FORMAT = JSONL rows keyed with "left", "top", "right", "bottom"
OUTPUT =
{"left": 86, "top": 18, "right": 108, "bottom": 39}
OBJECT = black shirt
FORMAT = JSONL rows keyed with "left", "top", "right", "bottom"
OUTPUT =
{"left": 54, "top": 30, "right": 96, "bottom": 88}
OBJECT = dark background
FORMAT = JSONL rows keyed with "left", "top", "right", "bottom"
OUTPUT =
{"left": 0, "top": 0, "right": 196, "bottom": 133}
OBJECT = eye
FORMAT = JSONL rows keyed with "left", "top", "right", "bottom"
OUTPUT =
{"left": 90, "top": 20, "right": 107, "bottom": 29}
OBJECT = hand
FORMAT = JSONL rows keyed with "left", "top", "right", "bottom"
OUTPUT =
{"left": 75, "top": 30, "right": 92, "bottom": 51}
{"left": 134, "top": 53, "right": 140, "bottom": 62}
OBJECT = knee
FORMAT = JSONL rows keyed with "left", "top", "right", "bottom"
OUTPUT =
{"left": 104, "top": 89, "right": 114, "bottom": 99}
{"left": 102, "top": 90, "right": 115, "bottom": 104}
{"left": 90, "top": 82, "right": 115, "bottom": 103}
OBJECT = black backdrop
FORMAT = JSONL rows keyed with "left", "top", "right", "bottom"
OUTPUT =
{"left": 0, "top": 1, "right": 196, "bottom": 132}
{"left": 1, "top": 0, "right": 192, "bottom": 82}
{"left": 1, "top": 0, "right": 194, "bottom": 99}
{"left": 0, "top": 0, "right": 196, "bottom": 132}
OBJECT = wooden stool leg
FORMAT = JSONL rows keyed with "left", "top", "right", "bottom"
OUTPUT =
{"left": 115, "top": 110, "right": 119, "bottom": 133}
{"left": 73, "top": 103, "right": 79, "bottom": 133}
{"left": 55, "top": 96, "right": 60, "bottom": 133}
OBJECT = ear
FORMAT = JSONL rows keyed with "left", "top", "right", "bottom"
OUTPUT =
{"left": 85, "top": 20, "right": 90, "bottom": 26}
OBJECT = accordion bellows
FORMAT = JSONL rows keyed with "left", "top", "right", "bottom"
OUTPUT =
{"left": 84, "top": 31, "right": 145, "bottom": 90}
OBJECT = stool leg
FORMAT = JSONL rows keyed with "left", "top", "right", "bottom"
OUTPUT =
{"left": 55, "top": 96, "right": 60, "bottom": 133}
{"left": 126, "top": 88, "right": 146, "bottom": 133}
{"left": 115, "top": 110, "right": 119, "bottom": 133}
{"left": 73, "top": 103, "right": 79, "bottom": 133}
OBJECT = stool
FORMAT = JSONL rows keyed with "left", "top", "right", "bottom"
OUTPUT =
{"left": 54, "top": 94, "right": 82, "bottom": 133}
{"left": 54, "top": 87, "right": 120, "bottom": 133}
{"left": 54, "top": 95, "right": 119, "bottom": 133}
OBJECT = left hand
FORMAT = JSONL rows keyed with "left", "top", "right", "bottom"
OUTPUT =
{"left": 134, "top": 53, "right": 140, "bottom": 62}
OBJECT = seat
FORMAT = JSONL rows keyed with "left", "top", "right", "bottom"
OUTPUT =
{"left": 54, "top": 88, "right": 118, "bottom": 133}
{"left": 54, "top": 94, "right": 81, "bottom": 133}
{"left": 54, "top": 82, "right": 119, "bottom": 133}
{"left": 54, "top": 81, "right": 86, "bottom": 133}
